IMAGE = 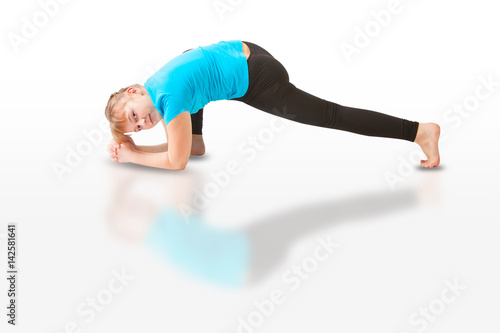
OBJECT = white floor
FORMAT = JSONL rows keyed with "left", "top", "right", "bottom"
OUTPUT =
{"left": 1, "top": 0, "right": 499, "bottom": 332}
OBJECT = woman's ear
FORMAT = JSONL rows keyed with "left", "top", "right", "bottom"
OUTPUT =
{"left": 126, "top": 87, "right": 137, "bottom": 95}
{"left": 126, "top": 85, "right": 146, "bottom": 96}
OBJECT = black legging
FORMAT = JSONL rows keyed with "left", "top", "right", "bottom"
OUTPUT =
{"left": 187, "top": 42, "right": 419, "bottom": 141}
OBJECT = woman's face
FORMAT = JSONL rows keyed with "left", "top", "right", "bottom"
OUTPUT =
{"left": 122, "top": 88, "right": 163, "bottom": 133}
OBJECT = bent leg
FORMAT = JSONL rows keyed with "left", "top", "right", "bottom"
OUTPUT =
{"left": 190, "top": 108, "right": 205, "bottom": 155}
{"left": 191, "top": 108, "right": 203, "bottom": 135}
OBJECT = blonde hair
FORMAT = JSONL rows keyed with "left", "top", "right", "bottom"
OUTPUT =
{"left": 104, "top": 83, "right": 146, "bottom": 144}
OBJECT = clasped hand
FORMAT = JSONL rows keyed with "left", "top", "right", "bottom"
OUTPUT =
{"left": 107, "top": 138, "right": 136, "bottom": 163}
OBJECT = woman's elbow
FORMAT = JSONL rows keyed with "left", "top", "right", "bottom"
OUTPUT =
{"left": 166, "top": 149, "right": 190, "bottom": 170}
{"left": 175, "top": 162, "right": 188, "bottom": 170}
{"left": 169, "top": 158, "right": 188, "bottom": 170}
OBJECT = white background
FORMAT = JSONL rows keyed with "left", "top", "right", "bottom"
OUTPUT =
{"left": 1, "top": 0, "right": 499, "bottom": 332}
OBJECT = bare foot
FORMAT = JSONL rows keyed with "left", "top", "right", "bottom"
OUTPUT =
{"left": 414, "top": 123, "right": 441, "bottom": 168}
{"left": 191, "top": 134, "right": 206, "bottom": 156}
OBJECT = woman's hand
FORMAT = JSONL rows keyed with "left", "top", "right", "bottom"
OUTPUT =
{"left": 107, "top": 139, "right": 136, "bottom": 163}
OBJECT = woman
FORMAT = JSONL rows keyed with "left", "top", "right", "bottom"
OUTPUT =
{"left": 105, "top": 40, "right": 440, "bottom": 170}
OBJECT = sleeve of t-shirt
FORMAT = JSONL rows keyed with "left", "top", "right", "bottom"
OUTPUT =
{"left": 161, "top": 93, "right": 191, "bottom": 126}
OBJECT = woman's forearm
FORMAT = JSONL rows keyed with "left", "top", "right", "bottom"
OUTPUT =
{"left": 134, "top": 142, "right": 169, "bottom": 153}
{"left": 133, "top": 135, "right": 204, "bottom": 155}
{"left": 130, "top": 149, "right": 186, "bottom": 170}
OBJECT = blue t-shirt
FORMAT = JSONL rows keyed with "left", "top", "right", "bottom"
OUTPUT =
{"left": 144, "top": 40, "right": 249, "bottom": 126}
